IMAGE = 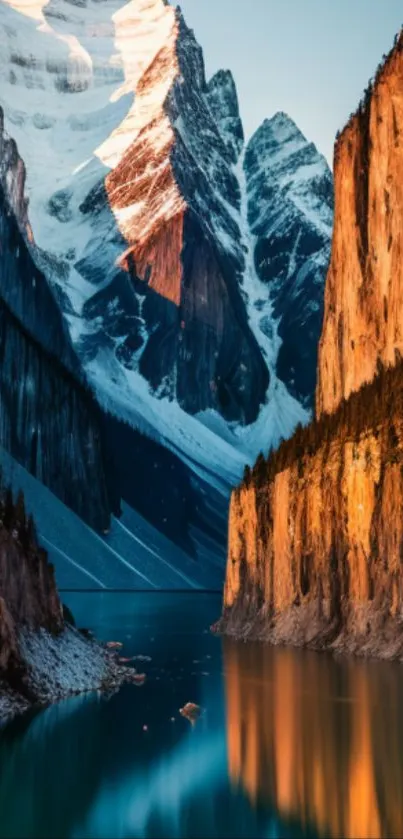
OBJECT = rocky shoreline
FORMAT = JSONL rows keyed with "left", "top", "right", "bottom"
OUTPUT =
{"left": 214, "top": 599, "right": 403, "bottom": 662}
{"left": 0, "top": 624, "right": 143, "bottom": 727}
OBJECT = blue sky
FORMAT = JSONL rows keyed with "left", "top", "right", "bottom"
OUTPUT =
{"left": 179, "top": 0, "right": 402, "bottom": 166}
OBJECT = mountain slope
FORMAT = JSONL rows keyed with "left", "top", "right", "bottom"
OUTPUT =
{"left": 0, "top": 447, "right": 223, "bottom": 590}
{"left": 0, "top": 0, "right": 332, "bottom": 575}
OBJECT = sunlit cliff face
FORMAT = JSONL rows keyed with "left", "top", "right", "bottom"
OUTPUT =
{"left": 220, "top": 32, "right": 403, "bottom": 649}
{"left": 224, "top": 641, "right": 403, "bottom": 839}
{"left": 317, "top": 35, "right": 403, "bottom": 416}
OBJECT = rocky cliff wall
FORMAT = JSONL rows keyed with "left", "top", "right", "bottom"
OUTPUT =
{"left": 219, "top": 361, "right": 403, "bottom": 657}
{"left": 0, "top": 495, "right": 62, "bottom": 683}
{"left": 317, "top": 32, "right": 403, "bottom": 416}
{"left": 219, "top": 32, "right": 403, "bottom": 656}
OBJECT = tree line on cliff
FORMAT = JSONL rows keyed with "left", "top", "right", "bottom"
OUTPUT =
{"left": 243, "top": 356, "right": 403, "bottom": 490}
{"left": 334, "top": 28, "right": 403, "bottom": 151}
{"left": 0, "top": 473, "right": 38, "bottom": 554}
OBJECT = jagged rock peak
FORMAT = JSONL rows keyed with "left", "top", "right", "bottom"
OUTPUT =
{"left": 206, "top": 69, "right": 244, "bottom": 161}
{"left": 242, "top": 108, "right": 333, "bottom": 408}
{"left": 247, "top": 111, "right": 330, "bottom": 179}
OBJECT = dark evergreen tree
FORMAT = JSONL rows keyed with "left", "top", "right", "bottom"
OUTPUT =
{"left": 26, "top": 513, "right": 38, "bottom": 550}
{"left": 15, "top": 489, "right": 26, "bottom": 535}
{"left": 3, "top": 486, "right": 14, "bottom": 530}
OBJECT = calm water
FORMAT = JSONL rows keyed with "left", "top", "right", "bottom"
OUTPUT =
{"left": 1, "top": 592, "right": 403, "bottom": 839}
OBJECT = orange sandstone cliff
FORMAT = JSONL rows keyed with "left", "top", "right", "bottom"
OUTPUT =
{"left": 317, "top": 32, "right": 403, "bottom": 416}
{"left": 218, "top": 32, "right": 403, "bottom": 657}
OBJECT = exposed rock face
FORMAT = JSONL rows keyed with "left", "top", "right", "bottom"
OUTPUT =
{"left": 317, "top": 33, "right": 403, "bottom": 416}
{"left": 0, "top": 494, "right": 138, "bottom": 721}
{"left": 221, "top": 362, "right": 403, "bottom": 656}
{"left": 245, "top": 113, "right": 333, "bottom": 408}
{"left": 219, "top": 33, "right": 403, "bottom": 656}
{"left": 0, "top": 501, "right": 62, "bottom": 683}
{"left": 205, "top": 69, "right": 244, "bottom": 163}
{"left": 0, "top": 137, "right": 111, "bottom": 530}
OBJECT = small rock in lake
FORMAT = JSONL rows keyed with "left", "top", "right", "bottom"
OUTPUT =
{"left": 106, "top": 641, "right": 123, "bottom": 650}
{"left": 131, "top": 673, "right": 146, "bottom": 686}
{"left": 179, "top": 702, "right": 202, "bottom": 726}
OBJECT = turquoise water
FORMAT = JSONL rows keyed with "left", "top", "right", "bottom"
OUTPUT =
{"left": 0, "top": 592, "right": 403, "bottom": 839}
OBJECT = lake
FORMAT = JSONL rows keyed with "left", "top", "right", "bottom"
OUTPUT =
{"left": 0, "top": 592, "right": 402, "bottom": 838}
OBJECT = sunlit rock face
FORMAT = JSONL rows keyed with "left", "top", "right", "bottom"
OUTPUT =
{"left": 222, "top": 375, "right": 403, "bottom": 657}
{"left": 245, "top": 113, "right": 333, "bottom": 408}
{"left": 219, "top": 33, "right": 403, "bottom": 655}
{"left": 317, "top": 33, "right": 403, "bottom": 416}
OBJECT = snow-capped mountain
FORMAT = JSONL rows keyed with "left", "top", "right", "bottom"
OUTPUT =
{"left": 245, "top": 113, "right": 333, "bottom": 407}
{"left": 0, "top": 0, "right": 333, "bottom": 572}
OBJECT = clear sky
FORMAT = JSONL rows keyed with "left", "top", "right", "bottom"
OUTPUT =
{"left": 178, "top": 0, "right": 402, "bottom": 167}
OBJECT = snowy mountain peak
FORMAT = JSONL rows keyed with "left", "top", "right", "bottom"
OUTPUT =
{"left": 243, "top": 111, "right": 333, "bottom": 409}
{"left": 205, "top": 69, "right": 244, "bottom": 162}
{"left": 248, "top": 111, "right": 328, "bottom": 179}
{"left": 246, "top": 112, "right": 332, "bottom": 238}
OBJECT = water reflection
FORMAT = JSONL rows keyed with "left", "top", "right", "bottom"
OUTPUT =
{"left": 2, "top": 594, "right": 403, "bottom": 839}
{"left": 224, "top": 640, "right": 403, "bottom": 839}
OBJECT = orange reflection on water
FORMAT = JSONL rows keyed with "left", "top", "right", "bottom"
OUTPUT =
{"left": 224, "top": 640, "right": 403, "bottom": 838}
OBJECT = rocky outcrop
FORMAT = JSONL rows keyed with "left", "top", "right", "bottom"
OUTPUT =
{"left": 219, "top": 32, "right": 403, "bottom": 656}
{"left": 0, "top": 488, "right": 62, "bottom": 693}
{"left": 317, "top": 32, "right": 403, "bottom": 416}
{"left": 0, "top": 487, "right": 138, "bottom": 722}
{"left": 0, "top": 196, "right": 111, "bottom": 529}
